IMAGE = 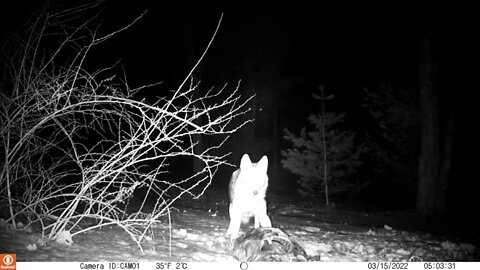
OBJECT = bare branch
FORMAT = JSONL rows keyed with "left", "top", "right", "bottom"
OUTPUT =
{"left": 0, "top": 5, "right": 251, "bottom": 253}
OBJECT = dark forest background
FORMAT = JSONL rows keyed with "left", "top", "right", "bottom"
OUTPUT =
{"left": 1, "top": 1, "right": 477, "bottom": 239}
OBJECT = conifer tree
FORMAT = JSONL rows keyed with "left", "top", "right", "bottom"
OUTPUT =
{"left": 281, "top": 87, "right": 362, "bottom": 205}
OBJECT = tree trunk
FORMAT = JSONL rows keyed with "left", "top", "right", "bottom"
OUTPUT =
{"left": 436, "top": 94, "right": 455, "bottom": 215}
{"left": 416, "top": 32, "right": 441, "bottom": 216}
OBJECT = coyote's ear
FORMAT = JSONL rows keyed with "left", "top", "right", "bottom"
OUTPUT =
{"left": 257, "top": 155, "right": 268, "bottom": 174}
{"left": 240, "top": 154, "right": 252, "bottom": 169}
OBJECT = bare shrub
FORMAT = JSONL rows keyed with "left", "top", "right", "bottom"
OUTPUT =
{"left": 0, "top": 3, "right": 251, "bottom": 252}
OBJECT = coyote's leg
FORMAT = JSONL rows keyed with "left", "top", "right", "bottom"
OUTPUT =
{"left": 226, "top": 202, "right": 242, "bottom": 240}
{"left": 255, "top": 200, "right": 271, "bottom": 228}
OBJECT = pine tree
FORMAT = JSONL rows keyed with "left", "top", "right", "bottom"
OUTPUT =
{"left": 281, "top": 87, "right": 362, "bottom": 205}
{"left": 362, "top": 85, "right": 419, "bottom": 196}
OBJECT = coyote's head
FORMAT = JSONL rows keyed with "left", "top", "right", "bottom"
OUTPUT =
{"left": 234, "top": 154, "right": 269, "bottom": 199}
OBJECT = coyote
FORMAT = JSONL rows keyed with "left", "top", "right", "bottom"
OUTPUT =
{"left": 226, "top": 154, "right": 272, "bottom": 240}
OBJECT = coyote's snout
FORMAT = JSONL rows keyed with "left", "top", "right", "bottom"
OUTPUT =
{"left": 226, "top": 154, "right": 272, "bottom": 240}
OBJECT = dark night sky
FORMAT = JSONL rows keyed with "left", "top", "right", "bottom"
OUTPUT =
{"left": 1, "top": 1, "right": 470, "bottom": 94}
{"left": 1, "top": 1, "right": 476, "bottom": 210}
